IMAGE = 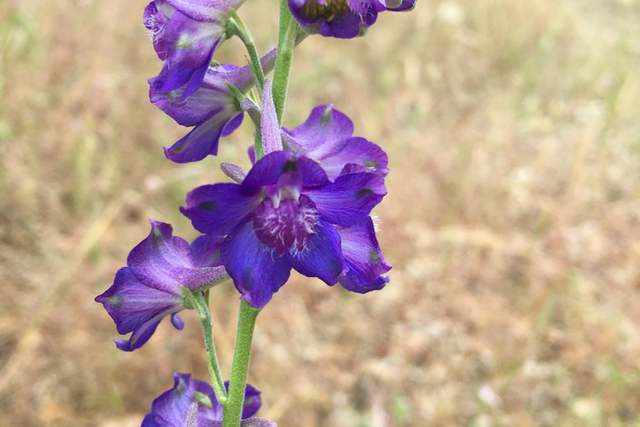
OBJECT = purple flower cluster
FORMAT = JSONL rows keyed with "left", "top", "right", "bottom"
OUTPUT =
{"left": 93, "top": 2, "right": 421, "bottom": 424}
{"left": 97, "top": 92, "right": 392, "bottom": 347}
{"left": 145, "top": 0, "right": 416, "bottom": 164}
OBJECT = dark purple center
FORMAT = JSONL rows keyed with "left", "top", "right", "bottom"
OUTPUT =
{"left": 302, "top": 0, "right": 350, "bottom": 21}
{"left": 252, "top": 172, "right": 319, "bottom": 254}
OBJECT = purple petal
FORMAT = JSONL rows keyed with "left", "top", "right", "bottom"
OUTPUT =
{"left": 95, "top": 267, "right": 182, "bottom": 351}
{"left": 285, "top": 105, "right": 354, "bottom": 160}
{"left": 242, "top": 151, "right": 294, "bottom": 187}
{"left": 149, "top": 60, "right": 194, "bottom": 94}
{"left": 144, "top": 1, "right": 174, "bottom": 61}
{"left": 337, "top": 216, "right": 391, "bottom": 292}
{"left": 238, "top": 383, "right": 262, "bottom": 419}
{"left": 305, "top": 172, "right": 386, "bottom": 226}
{"left": 340, "top": 273, "right": 389, "bottom": 293}
{"left": 113, "top": 319, "right": 162, "bottom": 352}
{"left": 189, "top": 234, "right": 225, "bottom": 268}
{"left": 289, "top": 219, "right": 347, "bottom": 285}
{"left": 150, "top": 88, "right": 228, "bottom": 128}
{"left": 164, "top": 11, "right": 223, "bottom": 69}
{"left": 221, "top": 220, "right": 292, "bottom": 308}
{"left": 182, "top": 183, "right": 262, "bottom": 236}
{"left": 128, "top": 220, "right": 228, "bottom": 291}
{"left": 222, "top": 112, "right": 244, "bottom": 137}
{"left": 149, "top": 58, "right": 210, "bottom": 100}
{"left": 165, "top": 0, "right": 246, "bottom": 22}
{"left": 295, "top": 155, "right": 332, "bottom": 187}
{"left": 321, "top": 136, "right": 389, "bottom": 180}
{"left": 164, "top": 112, "right": 241, "bottom": 163}
{"left": 142, "top": 413, "right": 162, "bottom": 427}
{"left": 260, "top": 80, "right": 283, "bottom": 155}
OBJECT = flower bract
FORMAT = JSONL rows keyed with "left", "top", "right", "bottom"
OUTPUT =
{"left": 288, "top": 0, "right": 417, "bottom": 39}
{"left": 141, "top": 372, "right": 262, "bottom": 427}
{"left": 95, "top": 220, "right": 227, "bottom": 351}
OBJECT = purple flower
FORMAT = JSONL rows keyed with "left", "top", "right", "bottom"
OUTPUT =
{"left": 95, "top": 220, "right": 228, "bottom": 351}
{"left": 144, "top": 0, "right": 247, "bottom": 100}
{"left": 282, "top": 104, "right": 389, "bottom": 180}
{"left": 142, "top": 373, "right": 262, "bottom": 427}
{"left": 181, "top": 150, "right": 387, "bottom": 308}
{"left": 151, "top": 49, "right": 277, "bottom": 163}
{"left": 288, "top": 0, "right": 416, "bottom": 39}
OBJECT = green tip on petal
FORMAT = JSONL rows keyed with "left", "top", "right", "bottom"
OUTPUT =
{"left": 176, "top": 377, "right": 187, "bottom": 394}
{"left": 106, "top": 295, "right": 123, "bottom": 309}
{"left": 174, "top": 34, "right": 194, "bottom": 50}
{"left": 319, "top": 105, "right": 334, "bottom": 126}
{"left": 193, "top": 391, "right": 213, "bottom": 408}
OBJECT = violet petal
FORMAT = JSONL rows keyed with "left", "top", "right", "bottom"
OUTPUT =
{"left": 289, "top": 219, "right": 347, "bottom": 285}
{"left": 221, "top": 220, "right": 292, "bottom": 308}
{"left": 182, "top": 183, "right": 263, "bottom": 236}
{"left": 305, "top": 172, "right": 386, "bottom": 226}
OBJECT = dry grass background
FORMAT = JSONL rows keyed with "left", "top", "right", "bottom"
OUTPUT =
{"left": 1, "top": 0, "right": 640, "bottom": 425}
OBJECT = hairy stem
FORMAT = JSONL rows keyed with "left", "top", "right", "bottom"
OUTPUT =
{"left": 222, "top": 300, "right": 261, "bottom": 427}
{"left": 272, "top": 0, "right": 299, "bottom": 126}
{"left": 185, "top": 289, "right": 228, "bottom": 405}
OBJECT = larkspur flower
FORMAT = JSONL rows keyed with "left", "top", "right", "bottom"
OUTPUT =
{"left": 281, "top": 104, "right": 389, "bottom": 180}
{"left": 181, "top": 149, "right": 387, "bottom": 308}
{"left": 151, "top": 49, "right": 277, "bottom": 163}
{"left": 288, "top": 0, "right": 416, "bottom": 39}
{"left": 142, "top": 373, "right": 265, "bottom": 427}
{"left": 144, "top": 0, "right": 247, "bottom": 100}
{"left": 95, "top": 220, "right": 227, "bottom": 351}
{"left": 206, "top": 87, "right": 390, "bottom": 304}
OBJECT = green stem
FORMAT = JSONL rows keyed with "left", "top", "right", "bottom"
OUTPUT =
{"left": 272, "top": 0, "right": 299, "bottom": 126}
{"left": 227, "top": 9, "right": 265, "bottom": 97}
{"left": 222, "top": 300, "right": 261, "bottom": 427}
{"left": 184, "top": 289, "right": 228, "bottom": 405}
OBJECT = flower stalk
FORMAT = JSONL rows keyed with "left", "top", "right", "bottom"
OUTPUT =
{"left": 222, "top": 300, "right": 262, "bottom": 427}
{"left": 226, "top": 8, "right": 266, "bottom": 97}
{"left": 184, "top": 288, "right": 228, "bottom": 405}
{"left": 272, "top": 0, "right": 299, "bottom": 126}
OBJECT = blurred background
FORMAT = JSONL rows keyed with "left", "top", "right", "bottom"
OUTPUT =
{"left": 2, "top": 0, "right": 640, "bottom": 425}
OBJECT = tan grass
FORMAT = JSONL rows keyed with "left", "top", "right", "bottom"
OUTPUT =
{"left": 1, "top": 0, "right": 640, "bottom": 426}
